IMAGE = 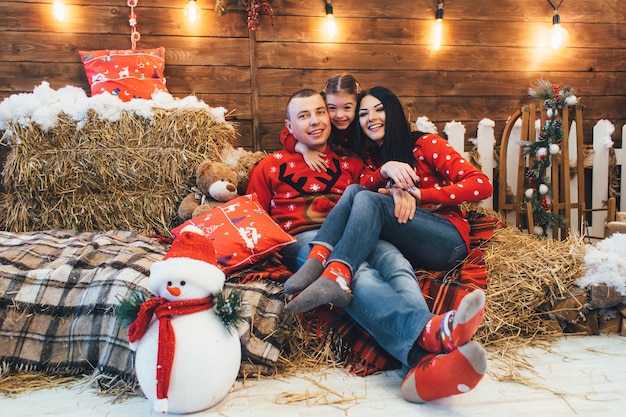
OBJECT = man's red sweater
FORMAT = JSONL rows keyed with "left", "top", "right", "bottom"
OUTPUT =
{"left": 246, "top": 147, "right": 364, "bottom": 235}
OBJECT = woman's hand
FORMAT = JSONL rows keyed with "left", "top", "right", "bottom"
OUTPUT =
{"left": 296, "top": 142, "right": 328, "bottom": 172}
{"left": 380, "top": 161, "right": 419, "bottom": 190}
{"left": 378, "top": 186, "right": 417, "bottom": 224}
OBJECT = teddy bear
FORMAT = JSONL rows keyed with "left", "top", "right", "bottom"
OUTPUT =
{"left": 178, "top": 160, "right": 239, "bottom": 221}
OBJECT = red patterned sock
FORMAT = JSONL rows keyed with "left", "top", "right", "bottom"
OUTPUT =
{"left": 417, "top": 289, "right": 486, "bottom": 353}
{"left": 283, "top": 245, "right": 331, "bottom": 294}
{"left": 308, "top": 244, "right": 331, "bottom": 264}
{"left": 400, "top": 341, "right": 487, "bottom": 403}
{"left": 321, "top": 261, "right": 352, "bottom": 287}
{"left": 283, "top": 261, "right": 352, "bottom": 313}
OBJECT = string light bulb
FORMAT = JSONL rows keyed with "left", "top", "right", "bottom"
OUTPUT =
{"left": 53, "top": 1, "right": 66, "bottom": 21}
{"left": 184, "top": 0, "right": 201, "bottom": 24}
{"left": 546, "top": 0, "right": 568, "bottom": 50}
{"left": 433, "top": 1, "right": 444, "bottom": 50}
{"left": 325, "top": 0, "right": 336, "bottom": 37}
{"left": 549, "top": 11, "right": 568, "bottom": 49}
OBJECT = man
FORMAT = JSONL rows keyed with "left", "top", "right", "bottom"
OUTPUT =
{"left": 246, "top": 88, "right": 487, "bottom": 404}
{"left": 246, "top": 88, "right": 364, "bottom": 272}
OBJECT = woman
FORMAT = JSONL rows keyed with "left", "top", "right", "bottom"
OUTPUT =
{"left": 284, "top": 86, "right": 493, "bottom": 403}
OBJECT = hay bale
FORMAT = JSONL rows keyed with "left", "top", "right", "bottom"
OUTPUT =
{"left": 474, "top": 224, "right": 587, "bottom": 383}
{"left": 477, "top": 226, "right": 586, "bottom": 348}
{"left": 1, "top": 108, "right": 238, "bottom": 235}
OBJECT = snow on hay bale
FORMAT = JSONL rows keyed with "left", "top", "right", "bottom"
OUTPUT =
{"left": 0, "top": 84, "right": 248, "bottom": 235}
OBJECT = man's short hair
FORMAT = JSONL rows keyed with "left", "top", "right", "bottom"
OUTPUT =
{"left": 285, "top": 88, "right": 322, "bottom": 120}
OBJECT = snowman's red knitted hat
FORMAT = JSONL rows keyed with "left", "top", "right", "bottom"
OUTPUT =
{"left": 149, "top": 225, "right": 225, "bottom": 296}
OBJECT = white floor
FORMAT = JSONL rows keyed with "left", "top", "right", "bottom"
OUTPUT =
{"left": 2, "top": 334, "right": 625, "bottom": 417}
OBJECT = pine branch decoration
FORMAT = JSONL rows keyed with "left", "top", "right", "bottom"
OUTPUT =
{"left": 521, "top": 79, "right": 579, "bottom": 236}
{"left": 215, "top": 0, "right": 275, "bottom": 30}
{"left": 215, "top": 289, "right": 245, "bottom": 331}
{"left": 116, "top": 289, "right": 150, "bottom": 326}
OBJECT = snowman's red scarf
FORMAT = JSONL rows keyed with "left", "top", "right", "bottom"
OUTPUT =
{"left": 128, "top": 296, "right": 216, "bottom": 401}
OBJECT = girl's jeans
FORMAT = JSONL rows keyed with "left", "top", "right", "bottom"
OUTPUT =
{"left": 312, "top": 184, "right": 467, "bottom": 273}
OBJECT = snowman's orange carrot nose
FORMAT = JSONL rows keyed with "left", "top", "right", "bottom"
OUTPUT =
{"left": 167, "top": 286, "right": 181, "bottom": 296}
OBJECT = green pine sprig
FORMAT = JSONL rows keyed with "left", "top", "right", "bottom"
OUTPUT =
{"left": 520, "top": 79, "right": 577, "bottom": 235}
{"left": 215, "top": 289, "right": 245, "bottom": 331}
{"left": 115, "top": 289, "right": 150, "bottom": 327}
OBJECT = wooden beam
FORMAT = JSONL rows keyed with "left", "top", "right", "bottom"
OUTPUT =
{"left": 249, "top": 30, "right": 261, "bottom": 151}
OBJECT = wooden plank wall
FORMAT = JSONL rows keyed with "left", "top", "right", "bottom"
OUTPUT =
{"left": 2, "top": 0, "right": 626, "bottom": 152}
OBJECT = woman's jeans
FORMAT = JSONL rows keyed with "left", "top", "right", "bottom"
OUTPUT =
{"left": 312, "top": 184, "right": 467, "bottom": 273}
{"left": 281, "top": 232, "right": 433, "bottom": 369}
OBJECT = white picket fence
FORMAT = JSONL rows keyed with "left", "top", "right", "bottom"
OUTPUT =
{"left": 444, "top": 118, "right": 625, "bottom": 239}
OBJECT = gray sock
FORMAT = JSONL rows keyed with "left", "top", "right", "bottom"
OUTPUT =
{"left": 283, "top": 258, "right": 324, "bottom": 294}
{"left": 284, "top": 277, "right": 351, "bottom": 313}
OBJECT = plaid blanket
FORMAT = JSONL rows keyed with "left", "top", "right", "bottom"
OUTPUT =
{"left": 417, "top": 209, "right": 505, "bottom": 314}
{"left": 0, "top": 230, "right": 289, "bottom": 388}
{"left": 0, "top": 230, "right": 161, "bottom": 382}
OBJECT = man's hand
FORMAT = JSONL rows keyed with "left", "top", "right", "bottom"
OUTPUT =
{"left": 378, "top": 186, "right": 417, "bottom": 224}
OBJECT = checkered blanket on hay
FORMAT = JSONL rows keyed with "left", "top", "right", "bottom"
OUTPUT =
{"left": 0, "top": 229, "right": 287, "bottom": 383}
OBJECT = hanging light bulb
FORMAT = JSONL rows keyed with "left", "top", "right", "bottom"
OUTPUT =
{"left": 549, "top": 11, "right": 569, "bottom": 49}
{"left": 184, "top": 0, "right": 201, "bottom": 24}
{"left": 325, "top": 0, "right": 336, "bottom": 37}
{"left": 546, "top": 0, "right": 568, "bottom": 50}
{"left": 433, "top": 1, "right": 444, "bottom": 50}
{"left": 53, "top": 1, "right": 66, "bottom": 21}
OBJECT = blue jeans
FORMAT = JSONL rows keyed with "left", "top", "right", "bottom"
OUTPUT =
{"left": 282, "top": 231, "right": 433, "bottom": 368}
{"left": 280, "top": 229, "right": 319, "bottom": 272}
{"left": 311, "top": 184, "right": 467, "bottom": 274}
{"left": 346, "top": 240, "right": 432, "bottom": 369}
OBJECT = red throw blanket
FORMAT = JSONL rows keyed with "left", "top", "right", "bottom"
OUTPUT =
{"left": 229, "top": 210, "right": 505, "bottom": 376}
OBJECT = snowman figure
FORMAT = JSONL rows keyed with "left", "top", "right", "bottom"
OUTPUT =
{"left": 128, "top": 225, "right": 241, "bottom": 414}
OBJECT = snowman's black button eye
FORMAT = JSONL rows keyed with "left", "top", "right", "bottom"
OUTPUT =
{"left": 180, "top": 281, "right": 186, "bottom": 286}
{"left": 167, "top": 281, "right": 172, "bottom": 286}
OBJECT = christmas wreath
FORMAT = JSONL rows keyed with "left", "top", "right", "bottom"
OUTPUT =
{"left": 522, "top": 79, "right": 578, "bottom": 236}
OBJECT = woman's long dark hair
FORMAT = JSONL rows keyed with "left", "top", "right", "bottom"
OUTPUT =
{"left": 354, "top": 86, "right": 415, "bottom": 166}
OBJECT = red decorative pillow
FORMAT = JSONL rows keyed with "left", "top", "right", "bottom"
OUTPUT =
{"left": 171, "top": 194, "right": 296, "bottom": 273}
{"left": 79, "top": 47, "right": 168, "bottom": 101}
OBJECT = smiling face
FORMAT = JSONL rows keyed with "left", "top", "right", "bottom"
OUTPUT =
{"left": 358, "top": 94, "right": 386, "bottom": 146}
{"left": 285, "top": 94, "right": 331, "bottom": 152}
{"left": 326, "top": 92, "right": 357, "bottom": 131}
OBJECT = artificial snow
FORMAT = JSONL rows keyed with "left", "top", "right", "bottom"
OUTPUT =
{"left": 415, "top": 116, "right": 438, "bottom": 133}
{"left": 0, "top": 81, "right": 227, "bottom": 141}
{"left": 578, "top": 232, "right": 626, "bottom": 296}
